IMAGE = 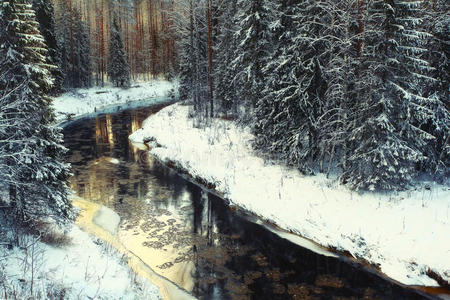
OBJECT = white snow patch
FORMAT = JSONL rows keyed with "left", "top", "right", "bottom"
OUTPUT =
{"left": 256, "top": 219, "right": 339, "bottom": 258}
{"left": 52, "top": 80, "right": 177, "bottom": 122}
{"left": 94, "top": 206, "right": 121, "bottom": 235}
{"left": 108, "top": 158, "right": 121, "bottom": 164}
{"left": 0, "top": 225, "right": 161, "bottom": 299}
{"left": 130, "top": 103, "right": 450, "bottom": 287}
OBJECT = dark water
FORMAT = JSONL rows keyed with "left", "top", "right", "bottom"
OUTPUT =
{"left": 63, "top": 105, "right": 435, "bottom": 300}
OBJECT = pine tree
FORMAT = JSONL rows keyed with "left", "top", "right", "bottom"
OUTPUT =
{"left": 108, "top": 14, "right": 130, "bottom": 87}
{"left": 0, "top": 0, "right": 74, "bottom": 227}
{"left": 32, "top": 0, "right": 64, "bottom": 94}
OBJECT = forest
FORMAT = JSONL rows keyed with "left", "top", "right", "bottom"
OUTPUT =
{"left": 0, "top": 0, "right": 449, "bottom": 297}
{"left": 176, "top": 0, "right": 449, "bottom": 191}
{"left": 51, "top": 0, "right": 449, "bottom": 192}
{"left": 0, "top": 0, "right": 449, "bottom": 228}
{"left": 57, "top": 0, "right": 449, "bottom": 192}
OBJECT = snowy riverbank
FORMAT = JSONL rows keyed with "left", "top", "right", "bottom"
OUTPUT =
{"left": 52, "top": 80, "right": 176, "bottom": 123}
{"left": 130, "top": 103, "right": 450, "bottom": 288}
{"left": 0, "top": 222, "right": 161, "bottom": 299}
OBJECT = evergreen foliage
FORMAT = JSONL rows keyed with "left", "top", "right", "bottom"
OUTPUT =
{"left": 72, "top": 8, "right": 92, "bottom": 88}
{"left": 343, "top": 0, "right": 448, "bottom": 190}
{"left": 253, "top": 0, "right": 331, "bottom": 174}
{"left": 176, "top": 0, "right": 209, "bottom": 116}
{"left": 423, "top": 0, "right": 450, "bottom": 176}
{"left": 232, "top": 0, "right": 276, "bottom": 119}
{"left": 0, "top": 0, "right": 74, "bottom": 227}
{"left": 32, "top": 0, "right": 63, "bottom": 95}
{"left": 214, "top": 0, "right": 238, "bottom": 115}
{"left": 176, "top": 0, "right": 196, "bottom": 104}
{"left": 107, "top": 14, "right": 130, "bottom": 87}
{"left": 176, "top": 0, "right": 449, "bottom": 191}
{"left": 56, "top": 3, "right": 91, "bottom": 88}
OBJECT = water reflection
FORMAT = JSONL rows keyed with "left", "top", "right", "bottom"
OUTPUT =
{"left": 63, "top": 106, "right": 433, "bottom": 300}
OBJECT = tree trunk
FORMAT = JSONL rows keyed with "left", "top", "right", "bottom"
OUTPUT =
{"left": 69, "top": 0, "right": 75, "bottom": 87}
{"left": 207, "top": 0, "right": 214, "bottom": 117}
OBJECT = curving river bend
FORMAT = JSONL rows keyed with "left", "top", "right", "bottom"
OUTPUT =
{"left": 62, "top": 104, "right": 437, "bottom": 300}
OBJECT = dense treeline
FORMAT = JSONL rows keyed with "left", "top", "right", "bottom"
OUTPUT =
{"left": 0, "top": 0, "right": 448, "bottom": 235}
{"left": 177, "top": 0, "right": 449, "bottom": 191}
{"left": 9, "top": 0, "right": 179, "bottom": 93}
{"left": 50, "top": 0, "right": 177, "bottom": 90}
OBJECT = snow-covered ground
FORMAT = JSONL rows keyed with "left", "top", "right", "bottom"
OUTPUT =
{"left": 52, "top": 80, "right": 176, "bottom": 123}
{"left": 130, "top": 103, "right": 450, "bottom": 288}
{"left": 0, "top": 224, "right": 161, "bottom": 299}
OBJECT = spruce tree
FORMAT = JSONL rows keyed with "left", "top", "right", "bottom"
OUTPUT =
{"left": 232, "top": 0, "right": 277, "bottom": 120}
{"left": 55, "top": 0, "right": 72, "bottom": 87}
{"left": 177, "top": 0, "right": 195, "bottom": 103}
{"left": 32, "top": 0, "right": 64, "bottom": 94}
{"left": 56, "top": 3, "right": 91, "bottom": 88}
{"left": 73, "top": 8, "right": 92, "bottom": 88}
{"left": 317, "top": 0, "right": 357, "bottom": 176}
{"left": 214, "top": 0, "right": 239, "bottom": 115}
{"left": 177, "top": 0, "right": 209, "bottom": 115}
{"left": 107, "top": 14, "right": 130, "bottom": 87}
{"left": 253, "top": 0, "right": 302, "bottom": 166}
{"left": 253, "top": 0, "right": 329, "bottom": 173}
{"left": 343, "top": 0, "right": 447, "bottom": 190}
{"left": 0, "top": 0, "right": 74, "bottom": 227}
{"left": 423, "top": 0, "right": 449, "bottom": 177}
{"left": 177, "top": 0, "right": 197, "bottom": 104}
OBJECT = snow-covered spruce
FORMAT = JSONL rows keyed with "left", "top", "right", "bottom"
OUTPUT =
{"left": 107, "top": 12, "right": 130, "bottom": 88}
{"left": 130, "top": 103, "right": 450, "bottom": 287}
{"left": 342, "top": 0, "right": 449, "bottom": 191}
{"left": 176, "top": 0, "right": 449, "bottom": 192}
{"left": 56, "top": 1, "right": 91, "bottom": 89}
{"left": 32, "top": 0, "right": 64, "bottom": 94}
{"left": 213, "top": 0, "right": 239, "bottom": 115}
{"left": 254, "top": 0, "right": 334, "bottom": 175}
{"left": 176, "top": 0, "right": 210, "bottom": 114}
{"left": 232, "top": 0, "right": 278, "bottom": 116}
{"left": 0, "top": 0, "right": 74, "bottom": 227}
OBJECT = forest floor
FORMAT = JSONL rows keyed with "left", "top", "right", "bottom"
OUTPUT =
{"left": 130, "top": 103, "right": 450, "bottom": 289}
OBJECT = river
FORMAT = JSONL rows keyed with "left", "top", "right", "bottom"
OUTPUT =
{"left": 62, "top": 104, "right": 437, "bottom": 300}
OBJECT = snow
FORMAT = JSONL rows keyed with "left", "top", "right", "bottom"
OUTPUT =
{"left": 0, "top": 225, "right": 161, "bottom": 299}
{"left": 130, "top": 103, "right": 450, "bottom": 287}
{"left": 94, "top": 206, "right": 121, "bottom": 235}
{"left": 52, "top": 80, "right": 177, "bottom": 123}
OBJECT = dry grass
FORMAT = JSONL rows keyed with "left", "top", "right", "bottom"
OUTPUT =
{"left": 32, "top": 222, "right": 72, "bottom": 248}
{"left": 39, "top": 230, "right": 72, "bottom": 247}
